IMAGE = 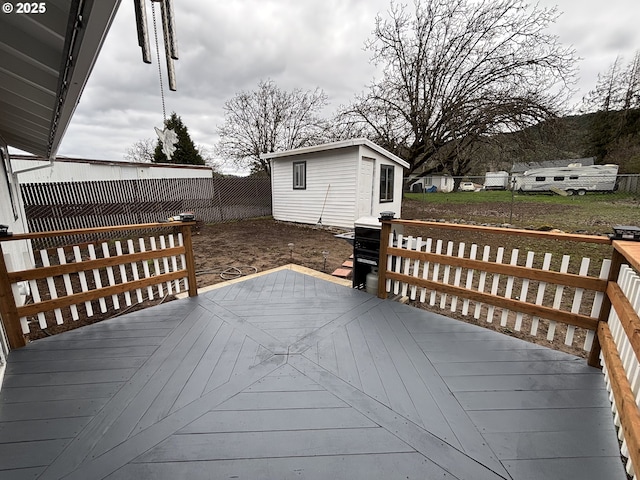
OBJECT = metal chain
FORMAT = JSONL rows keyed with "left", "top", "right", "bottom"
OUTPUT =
{"left": 150, "top": 1, "right": 166, "bottom": 123}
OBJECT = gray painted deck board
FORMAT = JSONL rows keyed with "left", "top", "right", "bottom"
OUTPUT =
{"left": 0, "top": 269, "right": 625, "bottom": 480}
{"left": 105, "top": 453, "right": 455, "bottom": 480}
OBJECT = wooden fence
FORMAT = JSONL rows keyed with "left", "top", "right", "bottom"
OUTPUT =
{"left": 20, "top": 176, "right": 272, "bottom": 237}
{"left": 0, "top": 222, "right": 197, "bottom": 349}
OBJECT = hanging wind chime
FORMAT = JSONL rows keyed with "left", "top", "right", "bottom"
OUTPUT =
{"left": 133, "top": 0, "right": 179, "bottom": 160}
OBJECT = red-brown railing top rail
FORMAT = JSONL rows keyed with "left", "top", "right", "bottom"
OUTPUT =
{"left": 0, "top": 221, "right": 195, "bottom": 243}
{"left": 388, "top": 219, "right": 612, "bottom": 244}
{"left": 613, "top": 240, "right": 640, "bottom": 272}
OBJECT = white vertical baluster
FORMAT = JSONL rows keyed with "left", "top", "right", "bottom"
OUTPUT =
{"left": 462, "top": 244, "right": 477, "bottom": 316}
{"left": 531, "top": 252, "right": 552, "bottom": 337}
{"left": 169, "top": 234, "right": 181, "bottom": 292}
{"left": 88, "top": 244, "right": 107, "bottom": 313}
{"left": 40, "top": 249, "right": 63, "bottom": 324}
{"left": 385, "top": 231, "right": 393, "bottom": 293}
{"left": 450, "top": 243, "right": 465, "bottom": 312}
{"left": 410, "top": 237, "right": 422, "bottom": 301}
{"left": 26, "top": 254, "right": 46, "bottom": 328}
{"left": 101, "top": 242, "right": 120, "bottom": 310}
{"left": 115, "top": 241, "right": 132, "bottom": 306}
{"left": 135, "top": 237, "right": 153, "bottom": 303}
{"left": 548, "top": 255, "right": 571, "bottom": 342}
{"left": 127, "top": 239, "right": 143, "bottom": 303}
{"left": 150, "top": 237, "right": 163, "bottom": 297}
{"left": 401, "top": 236, "right": 414, "bottom": 297}
{"left": 474, "top": 246, "right": 491, "bottom": 319}
{"left": 514, "top": 251, "right": 535, "bottom": 331}
{"left": 565, "top": 257, "right": 591, "bottom": 346}
{"left": 393, "top": 234, "right": 404, "bottom": 295}
{"left": 73, "top": 245, "right": 93, "bottom": 317}
{"left": 57, "top": 248, "right": 79, "bottom": 320}
{"left": 487, "top": 247, "right": 505, "bottom": 323}
{"left": 585, "top": 259, "right": 611, "bottom": 351}
{"left": 500, "top": 249, "right": 519, "bottom": 327}
{"left": 439, "top": 241, "right": 454, "bottom": 309}
{"left": 7, "top": 254, "right": 29, "bottom": 333}
{"left": 178, "top": 233, "right": 188, "bottom": 292}
{"left": 159, "top": 236, "right": 173, "bottom": 294}
{"left": 429, "top": 240, "right": 443, "bottom": 306}
{"left": 419, "top": 238, "right": 432, "bottom": 303}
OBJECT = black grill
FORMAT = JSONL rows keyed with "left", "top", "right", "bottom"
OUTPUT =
{"left": 353, "top": 226, "right": 381, "bottom": 289}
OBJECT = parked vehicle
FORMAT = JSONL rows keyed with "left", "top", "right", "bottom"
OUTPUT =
{"left": 513, "top": 164, "right": 619, "bottom": 195}
{"left": 483, "top": 171, "right": 510, "bottom": 190}
{"left": 458, "top": 181, "right": 477, "bottom": 192}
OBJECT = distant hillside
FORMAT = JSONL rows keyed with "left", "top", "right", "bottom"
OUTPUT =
{"left": 471, "top": 109, "right": 640, "bottom": 174}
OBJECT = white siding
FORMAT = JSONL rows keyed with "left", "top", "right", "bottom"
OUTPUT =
{"left": 272, "top": 147, "right": 358, "bottom": 229}
{"left": 1, "top": 139, "right": 32, "bottom": 362}
{"left": 271, "top": 143, "right": 405, "bottom": 229}
{"left": 11, "top": 158, "right": 213, "bottom": 183}
{"left": 360, "top": 145, "right": 404, "bottom": 220}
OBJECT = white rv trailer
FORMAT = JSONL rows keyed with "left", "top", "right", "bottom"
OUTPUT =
{"left": 514, "top": 163, "right": 619, "bottom": 195}
{"left": 484, "top": 171, "right": 510, "bottom": 190}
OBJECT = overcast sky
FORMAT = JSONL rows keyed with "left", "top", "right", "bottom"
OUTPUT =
{"left": 55, "top": 0, "right": 640, "bottom": 172}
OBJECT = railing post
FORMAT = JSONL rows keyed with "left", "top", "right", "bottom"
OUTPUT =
{"left": 377, "top": 219, "right": 392, "bottom": 300}
{"left": 180, "top": 224, "right": 198, "bottom": 297}
{"left": 588, "top": 246, "right": 625, "bottom": 367}
{"left": 0, "top": 247, "right": 26, "bottom": 349}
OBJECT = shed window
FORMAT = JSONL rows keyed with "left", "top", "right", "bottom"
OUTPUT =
{"left": 293, "top": 161, "right": 306, "bottom": 189}
{"left": 380, "top": 165, "right": 394, "bottom": 202}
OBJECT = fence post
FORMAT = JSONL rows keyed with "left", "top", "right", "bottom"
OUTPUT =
{"left": 180, "top": 224, "right": 198, "bottom": 297}
{"left": 588, "top": 246, "right": 625, "bottom": 367}
{"left": 0, "top": 247, "right": 26, "bottom": 349}
{"left": 377, "top": 219, "right": 392, "bottom": 300}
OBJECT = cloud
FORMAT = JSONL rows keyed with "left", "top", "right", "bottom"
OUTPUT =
{"left": 58, "top": 0, "right": 640, "bottom": 167}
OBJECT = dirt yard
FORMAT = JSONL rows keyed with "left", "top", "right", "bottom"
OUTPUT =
{"left": 191, "top": 218, "right": 354, "bottom": 288}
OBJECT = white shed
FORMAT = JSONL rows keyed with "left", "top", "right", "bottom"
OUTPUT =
{"left": 263, "top": 139, "right": 408, "bottom": 229}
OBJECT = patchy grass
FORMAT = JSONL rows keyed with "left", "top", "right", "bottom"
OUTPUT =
{"left": 403, "top": 191, "right": 640, "bottom": 233}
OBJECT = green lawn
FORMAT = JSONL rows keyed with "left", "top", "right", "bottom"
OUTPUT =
{"left": 403, "top": 190, "right": 639, "bottom": 234}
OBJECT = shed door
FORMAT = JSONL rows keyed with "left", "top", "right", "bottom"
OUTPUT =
{"left": 357, "top": 157, "right": 375, "bottom": 217}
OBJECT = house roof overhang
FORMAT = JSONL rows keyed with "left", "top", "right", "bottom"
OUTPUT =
{"left": 0, "top": 0, "right": 121, "bottom": 159}
{"left": 261, "top": 138, "right": 410, "bottom": 169}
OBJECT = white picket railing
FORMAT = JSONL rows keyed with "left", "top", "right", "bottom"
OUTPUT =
{"left": 6, "top": 234, "right": 187, "bottom": 335}
{"left": 0, "top": 222, "right": 197, "bottom": 348}
{"left": 601, "top": 262, "right": 640, "bottom": 479}
{"left": 383, "top": 230, "right": 610, "bottom": 351}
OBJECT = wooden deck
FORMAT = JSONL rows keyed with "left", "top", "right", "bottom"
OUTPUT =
{"left": 0, "top": 268, "right": 626, "bottom": 479}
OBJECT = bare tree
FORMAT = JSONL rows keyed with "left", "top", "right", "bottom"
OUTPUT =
{"left": 216, "top": 79, "right": 328, "bottom": 176}
{"left": 197, "top": 144, "right": 222, "bottom": 174}
{"left": 583, "top": 51, "right": 640, "bottom": 112}
{"left": 338, "top": 0, "right": 577, "bottom": 181}
{"left": 124, "top": 138, "right": 155, "bottom": 163}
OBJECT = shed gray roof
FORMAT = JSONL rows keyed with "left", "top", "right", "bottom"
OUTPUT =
{"left": 261, "top": 138, "right": 410, "bottom": 169}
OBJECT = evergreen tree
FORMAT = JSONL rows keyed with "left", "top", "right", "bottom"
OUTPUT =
{"left": 154, "top": 112, "right": 205, "bottom": 165}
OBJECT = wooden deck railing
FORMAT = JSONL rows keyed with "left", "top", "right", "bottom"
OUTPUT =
{"left": 376, "top": 218, "right": 640, "bottom": 478}
{"left": 0, "top": 222, "right": 197, "bottom": 350}
{"left": 377, "top": 219, "right": 612, "bottom": 354}
{"left": 597, "top": 241, "right": 640, "bottom": 479}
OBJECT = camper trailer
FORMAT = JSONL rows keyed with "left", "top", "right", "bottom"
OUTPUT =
{"left": 514, "top": 163, "right": 619, "bottom": 195}
{"left": 484, "top": 171, "right": 510, "bottom": 190}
